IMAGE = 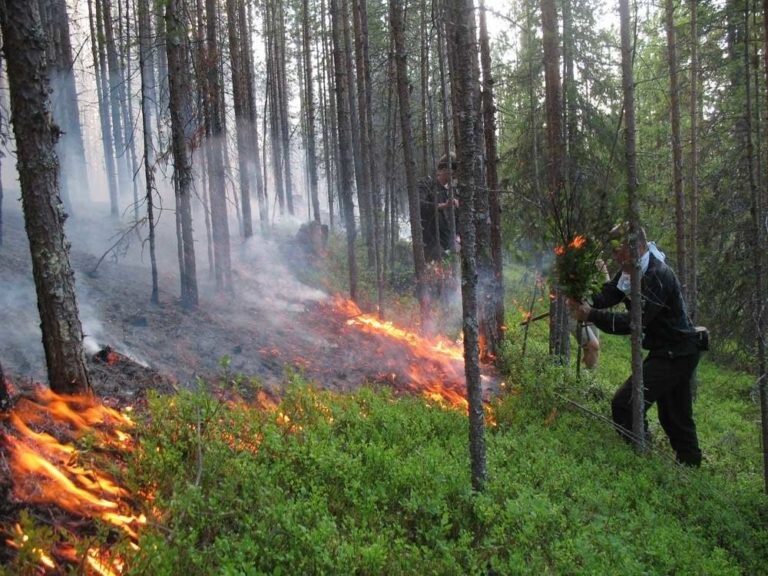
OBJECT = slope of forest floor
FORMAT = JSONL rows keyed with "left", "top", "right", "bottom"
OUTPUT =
{"left": 0, "top": 202, "right": 456, "bottom": 401}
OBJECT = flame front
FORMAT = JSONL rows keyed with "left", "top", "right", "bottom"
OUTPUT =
{"left": 334, "top": 296, "right": 492, "bottom": 413}
{"left": 3, "top": 387, "right": 144, "bottom": 573}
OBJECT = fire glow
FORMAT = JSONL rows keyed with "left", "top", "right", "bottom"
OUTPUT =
{"left": 333, "top": 296, "right": 477, "bottom": 412}
{"left": 2, "top": 387, "right": 144, "bottom": 574}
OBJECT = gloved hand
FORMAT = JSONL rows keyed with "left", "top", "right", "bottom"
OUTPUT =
{"left": 567, "top": 299, "right": 592, "bottom": 322}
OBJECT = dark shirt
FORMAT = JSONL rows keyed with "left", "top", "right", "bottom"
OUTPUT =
{"left": 588, "top": 253, "right": 698, "bottom": 357}
{"left": 418, "top": 176, "right": 455, "bottom": 262}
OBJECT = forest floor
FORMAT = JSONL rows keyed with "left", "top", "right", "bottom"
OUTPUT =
{"left": 0, "top": 201, "right": 471, "bottom": 405}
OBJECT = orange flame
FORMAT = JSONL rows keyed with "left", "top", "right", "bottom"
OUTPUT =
{"left": 569, "top": 234, "right": 587, "bottom": 249}
{"left": 3, "top": 387, "right": 143, "bottom": 573}
{"left": 332, "top": 296, "right": 494, "bottom": 417}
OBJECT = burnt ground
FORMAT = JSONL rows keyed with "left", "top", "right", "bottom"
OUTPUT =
{"left": 0, "top": 201, "right": 472, "bottom": 405}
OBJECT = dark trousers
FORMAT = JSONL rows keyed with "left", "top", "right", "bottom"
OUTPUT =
{"left": 611, "top": 352, "right": 702, "bottom": 465}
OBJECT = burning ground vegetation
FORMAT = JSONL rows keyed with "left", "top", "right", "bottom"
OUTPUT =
{"left": 0, "top": 296, "right": 501, "bottom": 574}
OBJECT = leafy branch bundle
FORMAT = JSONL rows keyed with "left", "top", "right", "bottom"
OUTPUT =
{"left": 554, "top": 235, "right": 604, "bottom": 301}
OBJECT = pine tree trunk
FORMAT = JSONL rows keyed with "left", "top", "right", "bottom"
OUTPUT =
{"left": 88, "top": 0, "right": 119, "bottom": 217}
{"left": 154, "top": 0, "right": 169, "bottom": 133}
{"left": 39, "top": 0, "right": 89, "bottom": 211}
{"left": 0, "top": 0, "right": 91, "bottom": 394}
{"left": 540, "top": 0, "right": 570, "bottom": 363}
{"left": 688, "top": 0, "right": 699, "bottom": 323}
{"left": 227, "top": 0, "right": 253, "bottom": 237}
{"left": 750, "top": 0, "right": 768, "bottom": 493}
{"left": 479, "top": 0, "right": 504, "bottom": 358}
{"left": 389, "top": 0, "right": 429, "bottom": 326}
{"left": 303, "top": 0, "right": 321, "bottom": 223}
{"left": 138, "top": 0, "right": 159, "bottom": 304}
{"left": 619, "top": 0, "right": 645, "bottom": 453}
{"left": 275, "top": 0, "right": 295, "bottom": 215}
{"left": 119, "top": 0, "right": 141, "bottom": 222}
{"left": 265, "top": 5, "right": 286, "bottom": 216}
{"left": 100, "top": 0, "right": 132, "bottom": 198}
{"left": 342, "top": 0, "right": 366, "bottom": 235}
{"left": 356, "top": 0, "right": 384, "bottom": 314}
{"left": 331, "top": 0, "right": 359, "bottom": 301}
{"left": 205, "top": 0, "right": 232, "bottom": 292}
{"left": 665, "top": 0, "right": 687, "bottom": 300}
{"left": 353, "top": 0, "right": 375, "bottom": 268}
{"left": 165, "top": 0, "right": 198, "bottom": 308}
{"left": 242, "top": 0, "right": 267, "bottom": 231}
{"left": 446, "top": 0, "right": 486, "bottom": 493}
{"left": 320, "top": 1, "right": 339, "bottom": 228}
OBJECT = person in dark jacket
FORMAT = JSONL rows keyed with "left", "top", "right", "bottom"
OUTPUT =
{"left": 570, "top": 223, "right": 702, "bottom": 466}
{"left": 419, "top": 154, "right": 458, "bottom": 262}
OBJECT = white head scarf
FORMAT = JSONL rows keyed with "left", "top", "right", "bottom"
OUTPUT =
{"left": 617, "top": 242, "right": 665, "bottom": 294}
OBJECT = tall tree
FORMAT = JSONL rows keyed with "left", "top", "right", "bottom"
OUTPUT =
{"left": 752, "top": 0, "right": 768, "bottom": 492}
{"left": 205, "top": 0, "right": 232, "bottom": 292}
{"left": 389, "top": 0, "right": 429, "bottom": 326}
{"left": 138, "top": 0, "right": 159, "bottom": 304}
{"left": 331, "top": 0, "right": 359, "bottom": 301}
{"left": 479, "top": 0, "right": 504, "bottom": 358}
{"left": 665, "top": 0, "right": 687, "bottom": 299}
{"left": 0, "top": 0, "right": 91, "bottom": 393}
{"left": 166, "top": 0, "right": 198, "bottom": 308}
{"left": 227, "top": 0, "right": 253, "bottom": 237}
{"left": 446, "top": 0, "right": 486, "bottom": 493}
{"left": 241, "top": 0, "right": 267, "bottom": 231}
{"left": 540, "top": 0, "right": 570, "bottom": 362}
{"left": 100, "top": 0, "right": 132, "bottom": 199}
{"left": 275, "top": 0, "right": 295, "bottom": 215}
{"left": 88, "top": 0, "right": 119, "bottom": 216}
{"left": 303, "top": 0, "right": 321, "bottom": 223}
{"left": 688, "top": 0, "right": 699, "bottom": 322}
{"left": 353, "top": 0, "right": 375, "bottom": 268}
{"left": 38, "top": 0, "right": 89, "bottom": 211}
{"left": 619, "top": 0, "right": 645, "bottom": 453}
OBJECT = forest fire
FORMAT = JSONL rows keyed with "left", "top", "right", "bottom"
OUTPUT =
{"left": 0, "top": 296, "right": 495, "bottom": 573}
{"left": 1, "top": 387, "right": 144, "bottom": 574}
{"left": 332, "top": 296, "right": 494, "bottom": 413}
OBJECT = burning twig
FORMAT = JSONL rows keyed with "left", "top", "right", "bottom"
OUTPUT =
{"left": 519, "top": 311, "right": 550, "bottom": 326}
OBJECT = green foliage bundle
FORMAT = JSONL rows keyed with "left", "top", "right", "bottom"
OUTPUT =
{"left": 554, "top": 234, "right": 605, "bottom": 300}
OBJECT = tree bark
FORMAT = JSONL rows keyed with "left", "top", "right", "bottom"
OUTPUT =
{"left": 242, "top": 0, "right": 267, "bottom": 232}
{"left": 479, "top": 0, "right": 504, "bottom": 359}
{"left": 303, "top": 0, "right": 321, "bottom": 224}
{"left": 540, "top": 0, "right": 570, "bottom": 363}
{"left": 619, "top": 0, "right": 645, "bottom": 453}
{"left": 88, "top": 0, "right": 119, "bottom": 217}
{"left": 389, "top": 0, "right": 429, "bottom": 326}
{"left": 0, "top": 0, "right": 91, "bottom": 394}
{"left": 138, "top": 0, "right": 159, "bottom": 304}
{"left": 38, "top": 0, "right": 89, "bottom": 211}
{"left": 165, "top": 0, "right": 198, "bottom": 308}
{"left": 688, "top": 0, "right": 699, "bottom": 323}
{"left": 665, "top": 0, "right": 687, "bottom": 300}
{"left": 227, "top": 0, "right": 253, "bottom": 238}
{"left": 275, "top": 0, "right": 295, "bottom": 215}
{"left": 331, "top": 0, "right": 359, "bottom": 301}
{"left": 446, "top": 0, "right": 486, "bottom": 493}
{"left": 353, "top": 0, "right": 375, "bottom": 268}
{"left": 100, "top": 0, "right": 132, "bottom": 199}
{"left": 205, "top": 0, "right": 232, "bottom": 292}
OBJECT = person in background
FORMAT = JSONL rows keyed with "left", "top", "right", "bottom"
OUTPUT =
{"left": 569, "top": 222, "right": 703, "bottom": 466}
{"left": 418, "top": 154, "right": 459, "bottom": 263}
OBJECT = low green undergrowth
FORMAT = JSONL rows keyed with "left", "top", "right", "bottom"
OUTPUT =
{"left": 122, "top": 355, "right": 767, "bottom": 575}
